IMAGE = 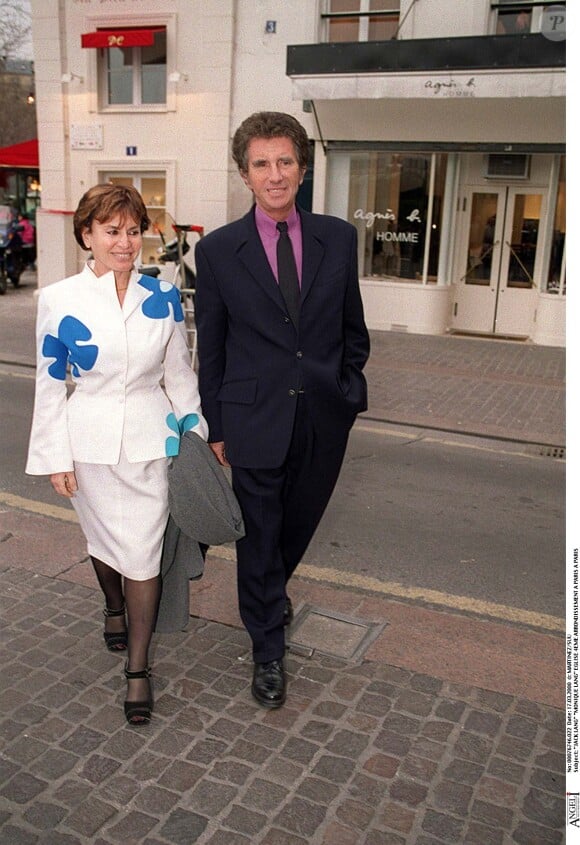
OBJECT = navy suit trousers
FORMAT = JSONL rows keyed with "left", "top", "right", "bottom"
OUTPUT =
{"left": 231, "top": 395, "right": 349, "bottom": 663}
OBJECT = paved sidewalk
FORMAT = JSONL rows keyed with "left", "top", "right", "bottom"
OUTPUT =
{"left": 363, "top": 331, "right": 565, "bottom": 448}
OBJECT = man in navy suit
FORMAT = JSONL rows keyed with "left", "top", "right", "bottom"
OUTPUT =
{"left": 195, "top": 112, "right": 370, "bottom": 708}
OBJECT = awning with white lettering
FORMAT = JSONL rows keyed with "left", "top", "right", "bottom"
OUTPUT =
{"left": 81, "top": 28, "right": 164, "bottom": 49}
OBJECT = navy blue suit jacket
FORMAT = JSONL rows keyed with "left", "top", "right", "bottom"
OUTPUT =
{"left": 194, "top": 206, "right": 370, "bottom": 468}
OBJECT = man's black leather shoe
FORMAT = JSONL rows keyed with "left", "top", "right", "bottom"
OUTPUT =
{"left": 283, "top": 597, "right": 294, "bottom": 627}
{"left": 252, "top": 659, "right": 286, "bottom": 709}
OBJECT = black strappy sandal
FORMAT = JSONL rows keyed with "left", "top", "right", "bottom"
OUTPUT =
{"left": 124, "top": 665, "right": 153, "bottom": 726}
{"left": 103, "top": 605, "right": 128, "bottom": 652}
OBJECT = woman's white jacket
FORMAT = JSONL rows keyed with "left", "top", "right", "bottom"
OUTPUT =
{"left": 26, "top": 264, "right": 208, "bottom": 475}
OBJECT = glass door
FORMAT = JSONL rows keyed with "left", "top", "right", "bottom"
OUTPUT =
{"left": 452, "top": 189, "right": 504, "bottom": 333}
{"left": 494, "top": 189, "right": 545, "bottom": 336}
{"left": 452, "top": 187, "right": 545, "bottom": 337}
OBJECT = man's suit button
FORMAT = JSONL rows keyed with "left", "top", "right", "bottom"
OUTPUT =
{"left": 288, "top": 389, "right": 296, "bottom": 397}
{"left": 296, "top": 351, "right": 303, "bottom": 359}
{"left": 284, "top": 317, "right": 291, "bottom": 323}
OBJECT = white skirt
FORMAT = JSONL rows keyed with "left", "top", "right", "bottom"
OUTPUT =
{"left": 72, "top": 450, "right": 169, "bottom": 581}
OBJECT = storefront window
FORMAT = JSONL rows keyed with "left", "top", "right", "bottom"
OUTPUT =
{"left": 547, "top": 156, "right": 565, "bottom": 295}
{"left": 326, "top": 151, "right": 447, "bottom": 282}
{"left": 0, "top": 170, "right": 39, "bottom": 216}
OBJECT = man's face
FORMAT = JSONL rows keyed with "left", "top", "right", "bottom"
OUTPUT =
{"left": 241, "top": 136, "right": 306, "bottom": 222}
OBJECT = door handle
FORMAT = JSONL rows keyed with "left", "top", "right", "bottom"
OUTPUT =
{"left": 505, "top": 240, "right": 534, "bottom": 285}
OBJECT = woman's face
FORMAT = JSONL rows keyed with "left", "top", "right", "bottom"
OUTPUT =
{"left": 82, "top": 214, "right": 142, "bottom": 278}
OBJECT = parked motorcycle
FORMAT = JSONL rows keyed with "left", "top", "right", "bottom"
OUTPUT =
{"left": 0, "top": 206, "right": 25, "bottom": 295}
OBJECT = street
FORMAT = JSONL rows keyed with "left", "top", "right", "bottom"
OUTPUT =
{"left": 1, "top": 361, "right": 565, "bottom": 626}
{"left": 313, "top": 421, "right": 564, "bottom": 622}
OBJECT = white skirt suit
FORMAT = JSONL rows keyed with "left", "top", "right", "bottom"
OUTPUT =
{"left": 26, "top": 262, "right": 208, "bottom": 580}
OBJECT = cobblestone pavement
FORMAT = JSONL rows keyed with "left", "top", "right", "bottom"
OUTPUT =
{"left": 0, "top": 566, "right": 564, "bottom": 845}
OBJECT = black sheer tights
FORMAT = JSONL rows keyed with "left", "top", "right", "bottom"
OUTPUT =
{"left": 91, "top": 555, "right": 125, "bottom": 636}
{"left": 90, "top": 556, "right": 161, "bottom": 703}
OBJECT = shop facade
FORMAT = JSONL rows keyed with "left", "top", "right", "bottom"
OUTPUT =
{"left": 29, "top": 0, "right": 565, "bottom": 346}
{"left": 313, "top": 144, "right": 565, "bottom": 346}
{"left": 288, "top": 4, "right": 565, "bottom": 346}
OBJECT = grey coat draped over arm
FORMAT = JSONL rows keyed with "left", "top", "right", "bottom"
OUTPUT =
{"left": 156, "top": 431, "right": 245, "bottom": 633}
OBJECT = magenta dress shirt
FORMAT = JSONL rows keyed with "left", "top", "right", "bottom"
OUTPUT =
{"left": 255, "top": 205, "right": 303, "bottom": 287}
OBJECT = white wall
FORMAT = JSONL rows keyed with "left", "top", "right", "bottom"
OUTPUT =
{"left": 67, "top": 0, "right": 236, "bottom": 237}
{"left": 227, "top": 1, "right": 318, "bottom": 220}
{"left": 406, "top": 0, "right": 490, "bottom": 38}
{"left": 30, "top": 0, "right": 76, "bottom": 285}
{"left": 31, "top": 0, "right": 240, "bottom": 286}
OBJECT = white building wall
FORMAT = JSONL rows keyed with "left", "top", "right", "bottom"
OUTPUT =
{"left": 30, "top": 0, "right": 563, "bottom": 280}
{"left": 406, "top": 0, "right": 490, "bottom": 39}
{"left": 226, "top": 2, "right": 318, "bottom": 220}
{"left": 31, "top": 0, "right": 239, "bottom": 286}
{"left": 30, "top": 0, "right": 77, "bottom": 285}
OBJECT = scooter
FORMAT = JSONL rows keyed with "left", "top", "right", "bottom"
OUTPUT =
{"left": 138, "top": 223, "right": 203, "bottom": 289}
{"left": 138, "top": 223, "right": 204, "bottom": 362}
{"left": 0, "top": 206, "right": 25, "bottom": 295}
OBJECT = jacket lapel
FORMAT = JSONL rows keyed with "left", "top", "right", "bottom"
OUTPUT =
{"left": 123, "top": 270, "right": 152, "bottom": 321}
{"left": 298, "top": 209, "right": 325, "bottom": 306}
{"left": 236, "top": 209, "right": 289, "bottom": 314}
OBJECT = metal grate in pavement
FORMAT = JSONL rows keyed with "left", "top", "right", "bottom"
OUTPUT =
{"left": 527, "top": 444, "right": 565, "bottom": 460}
{"left": 287, "top": 604, "right": 387, "bottom": 662}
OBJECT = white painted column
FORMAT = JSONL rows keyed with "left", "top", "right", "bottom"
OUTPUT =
{"left": 31, "top": 0, "right": 77, "bottom": 288}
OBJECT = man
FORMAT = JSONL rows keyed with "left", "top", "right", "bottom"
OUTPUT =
{"left": 195, "top": 112, "right": 370, "bottom": 708}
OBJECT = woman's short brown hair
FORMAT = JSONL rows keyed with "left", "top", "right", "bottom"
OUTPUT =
{"left": 73, "top": 183, "right": 150, "bottom": 250}
{"left": 232, "top": 111, "right": 310, "bottom": 174}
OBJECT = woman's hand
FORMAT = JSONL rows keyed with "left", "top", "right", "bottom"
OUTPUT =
{"left": 50, "top": 471, "right": 78, "bottom": 498}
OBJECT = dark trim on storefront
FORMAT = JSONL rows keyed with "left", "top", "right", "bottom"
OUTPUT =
{"left": 326, "top": 141, "right": 565, "bottom": 154}
{"left": 287, "top": 33, "right": 564, "bottom": 76}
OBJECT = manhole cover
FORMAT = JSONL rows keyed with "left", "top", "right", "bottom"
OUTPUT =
{"left": 288, "top": 605, "right": 387, "bottom": 661}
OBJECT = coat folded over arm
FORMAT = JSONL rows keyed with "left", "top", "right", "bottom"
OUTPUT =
{"left": 156, "top": 431, "right": 245, "bottom": 633}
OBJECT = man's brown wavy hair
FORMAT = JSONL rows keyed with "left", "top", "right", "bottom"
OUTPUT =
{"left": 232, "top": 111, "right": 310, "bottom": 174}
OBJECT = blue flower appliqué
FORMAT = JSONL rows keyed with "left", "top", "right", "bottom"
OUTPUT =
{"left": 138, "top": 276, "right": 184, "bottom": 322}
{"left": 42, "top": 316, "right": 99, "bottom": 380}
{"left": 165, "top": 412, "right": 200, "bottom": 457}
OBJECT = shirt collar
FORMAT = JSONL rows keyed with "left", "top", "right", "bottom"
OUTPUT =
{"left": 255, "top": 204, "right": 300, "bottom": 237}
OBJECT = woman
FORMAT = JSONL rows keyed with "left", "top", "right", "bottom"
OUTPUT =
{"left": 26, "top": 184, "right": 208, "bottom": 725}
{"left": 18, "top": 213, "right": 36, "bottom": 269}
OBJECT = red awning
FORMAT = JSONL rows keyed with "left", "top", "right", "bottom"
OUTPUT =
{"left": 81, "top": 27, "right": 164, "bottom": 49}
{"left": 0, "top": 138, "right": 39, "bottom": 168}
